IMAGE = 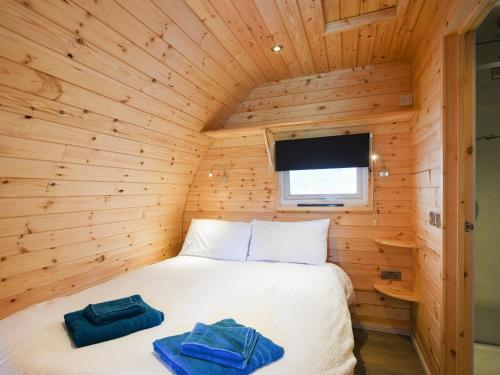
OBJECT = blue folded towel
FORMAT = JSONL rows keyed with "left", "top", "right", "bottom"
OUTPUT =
{"left": 153, "top": 319, "right": 284, "bottom": 375}
{"left": 83, "top": 295, "right": 147, "bottom": 325}
{"left": 64, "top": 299, "right": 163, "bottom": 348}
{"left": 180, "top": 321, "right": 258, "bottom": 369}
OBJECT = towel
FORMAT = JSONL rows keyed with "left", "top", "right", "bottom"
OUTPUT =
{"left": 83, "top": 295, "right": 147, "bottom": 325}
{"left": 180, "top": 321, "right": 258, "bottom": 369}
{"left": 64, "top": 301, "right": 163, "bottom": 347}
{"left": 153, "top": 319, "right": 284, "bottom": 375}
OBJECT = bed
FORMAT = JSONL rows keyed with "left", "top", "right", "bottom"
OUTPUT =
{"left": 0, "top": 256, "right": 357, "bottom": 375}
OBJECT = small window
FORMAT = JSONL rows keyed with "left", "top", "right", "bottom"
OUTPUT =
{"left": 279, "top": 167, "right": 369, "bottom": 207}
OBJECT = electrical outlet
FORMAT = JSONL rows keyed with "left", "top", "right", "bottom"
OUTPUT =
{"left": 429, "top": 211, "right": 436, "bottom": 226}
{"left": 399, "top": 94, "right": 413, "bottom": 107}
{"left": 381, "top": 270, "right": 402, "bottom": 280}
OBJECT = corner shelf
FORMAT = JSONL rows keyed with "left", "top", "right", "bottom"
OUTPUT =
{"left": 374, "top": 284, "right": 419, "bottom": 303}
{"left": 374, "top": 238, "right": 418, "bottom": 249}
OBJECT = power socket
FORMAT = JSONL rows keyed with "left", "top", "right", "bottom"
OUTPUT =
{"left": 399, "top": 94, "right": 413, "bottom": 107}
{"left": 381, "top": 270, "right": 402, "bottom": 280}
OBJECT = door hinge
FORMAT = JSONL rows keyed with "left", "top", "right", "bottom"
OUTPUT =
{"left": 464, "top": 221, "right": 474, "bottom": 232}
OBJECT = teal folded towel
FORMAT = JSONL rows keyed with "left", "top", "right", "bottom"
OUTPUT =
{"left": 83, "top": 295, "right": 146, "bottom": 325}
{"left": 153, "top": 319, "right": 284, "bottom": 374}
{"left": 180, "top": 321, "right": 258, "bottom": 369}
{"left": 64, "top": 297, "right": 163, "bottom": 348}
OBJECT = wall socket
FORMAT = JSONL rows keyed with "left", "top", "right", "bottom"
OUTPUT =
{"left": 381, "top": 270, "right": 402, "bottom": 280}
{"left": 399, "top": 94, "right": 413, "bottom": 107}
{"left": 429, "top": 211, "right": 442, "bottom": 228}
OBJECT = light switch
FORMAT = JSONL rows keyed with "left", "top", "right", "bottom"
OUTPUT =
{"left": 435, "top": 212, "right": 441, "bottom": 228}
{"left": 429, "top": 211, "right": 436, "bottom": 226}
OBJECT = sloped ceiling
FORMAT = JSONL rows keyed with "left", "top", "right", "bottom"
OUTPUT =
{"left": 6, "top": 0, "right": 438, "bottom": 132}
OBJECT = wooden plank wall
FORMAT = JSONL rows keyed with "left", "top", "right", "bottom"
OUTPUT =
{"left": 410, "top": 1, "right": 451, "bottom": 374}
{"left": 0, "top": 0, "right": 212, "bottom": 318}
{"left": 184, "top": 62, "right": 416, "bottom": 333}
{"left": 223, "top": 62, "right": 413, "bottom": 128}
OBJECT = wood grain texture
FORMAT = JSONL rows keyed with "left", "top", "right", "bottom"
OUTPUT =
{"left": 409, "top": 1, "right": 448, "bottom": 373}
{"left": 184, "top": 127, "right": 414, "bottom": 332}
{"left": 185, "top": 61, "right": 416, "bottom": 332}
{"left": 223, "top": 62, "right": 413, "bottom": 129}
{"left": 408, "top": 2, "right": 492, "bottom": 374}
{"left": 0, "top": 1, "right": 210, "bottom": 318}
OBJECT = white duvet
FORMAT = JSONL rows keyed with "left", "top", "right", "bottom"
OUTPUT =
{"left": 0, "top": 256, "right": 356, "bottom": 375}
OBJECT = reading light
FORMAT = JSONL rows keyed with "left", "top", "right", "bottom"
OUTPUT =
{"left": 371, "top": 152, "right": 389, "bottom": 177}
{"left": 271, "top": 44, "right": 283, "bottom": 52}
{"left": 208, "top": 164, "right": 228, "bottom": 184}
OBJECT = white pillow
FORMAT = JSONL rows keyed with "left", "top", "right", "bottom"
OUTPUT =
{"left": 180, "top": 219, "right": 251, "bottom": 261}
{"left": 247, "top": 219, "right": 330, "bottom": 265}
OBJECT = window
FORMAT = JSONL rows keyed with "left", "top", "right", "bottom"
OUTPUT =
{"left": 279, "top": 167, "right": 369, "bottom": 207}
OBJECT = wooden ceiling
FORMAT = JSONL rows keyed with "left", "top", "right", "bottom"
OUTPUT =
{"left": 4, "top": 0, "right": 439, "bottom": 131}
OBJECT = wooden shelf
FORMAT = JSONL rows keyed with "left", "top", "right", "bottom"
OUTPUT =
{"left": 203, "top": 109, "right": 419, "bottom": 138}
{"left": 374, "top": 284, "right": 419, "bottom": 303}
{"left": 374, "top": 238, "right": 418, "bottom": 249}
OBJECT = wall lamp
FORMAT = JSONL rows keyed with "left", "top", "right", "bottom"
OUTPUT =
{"left": 371, "top": 152, "right": 389, "bottom": 177}
{"left": 208, "top": 164, "right": 228, "bottom": 183}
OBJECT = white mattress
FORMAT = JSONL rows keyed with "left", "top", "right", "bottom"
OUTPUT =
{"left": 0, "top": 256, "right": 357, "bottom": 375}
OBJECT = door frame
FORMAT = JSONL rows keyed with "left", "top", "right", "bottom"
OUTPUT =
{"left": 442, "top": 1, "right": 497, "bottom": 374}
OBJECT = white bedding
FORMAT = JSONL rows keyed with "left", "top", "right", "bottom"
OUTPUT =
{"left": 0, "top": 256, "right": 356, "bottom": 375}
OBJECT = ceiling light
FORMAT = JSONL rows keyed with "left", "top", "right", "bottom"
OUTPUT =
{"left": 271, "top": 44, "right": 283, "bottom": 52}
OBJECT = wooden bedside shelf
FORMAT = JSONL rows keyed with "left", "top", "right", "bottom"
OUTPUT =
{"left": 374, "top": 239, "right": 418, "bottom": 249}
{"left": 374, "top": 284, "right": 419, "bottom": 303}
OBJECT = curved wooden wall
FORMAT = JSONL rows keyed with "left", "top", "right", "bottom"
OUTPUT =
{"left": 0, "top": 0, "right": 212, "bottom": 318}
{"left": 184, "top": 62, "right": 416, "bottom": 333}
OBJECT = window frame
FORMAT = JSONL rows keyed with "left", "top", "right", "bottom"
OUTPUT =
{"left": 279, "top": 167, "right": 369, "bottom": 207}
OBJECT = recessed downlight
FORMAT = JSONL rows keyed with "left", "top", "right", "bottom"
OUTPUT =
{"left": 271, "top": 44, "right": 284, "bottom": 52}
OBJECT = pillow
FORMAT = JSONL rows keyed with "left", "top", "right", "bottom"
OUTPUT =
{"left": 247, "top": 219, "right": 330, "bottom": 265}
{"left": 180, "top": 219, "right": 251, "bottom": 261}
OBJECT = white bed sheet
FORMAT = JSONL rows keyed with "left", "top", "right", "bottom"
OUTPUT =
{"left": 0, "top": 256, "right": 356, "bottom": 375}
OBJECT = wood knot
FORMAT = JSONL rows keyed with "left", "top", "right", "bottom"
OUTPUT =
{"left": 24, "top": 114, "right": 32, "bottom": 119}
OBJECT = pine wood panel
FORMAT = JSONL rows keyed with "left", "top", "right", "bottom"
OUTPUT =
{"left": 184, "top": 113, "right": 414, "bottom": 333}
{"left": 0, "top": 2, "right": 210, "bottom": 318}
{"left": 4, "top": 0, "right": 443, "bottom": 133}
{"left": 223, "top": 62, "right": 412, "bottom": 129}
{"left": 410, "top": 1, "right": 447, "bottom": 372}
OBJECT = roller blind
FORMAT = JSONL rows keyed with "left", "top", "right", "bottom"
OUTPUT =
{"left": 275, "top": 133, "right": 370, "bottom": 172}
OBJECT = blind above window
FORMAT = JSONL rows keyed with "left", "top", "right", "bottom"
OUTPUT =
{"left": 275, "top": 133, "right": 370, "bottom": 172}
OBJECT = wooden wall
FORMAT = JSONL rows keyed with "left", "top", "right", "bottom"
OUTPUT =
{"left": 0, "top": 0, "right": 212, "bottom": 318}
{"left": 223, "top": 61, "right": 413, "bottom": 129}
{"left": 410, "top": 1, "right": 464, "bottom": 374}
{"left": 185, "top": 62, "right": 416, "bottom": 333}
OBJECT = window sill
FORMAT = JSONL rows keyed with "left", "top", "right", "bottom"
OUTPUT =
{"left": 276, "top": 205, "right": 373, "bottom": 213}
